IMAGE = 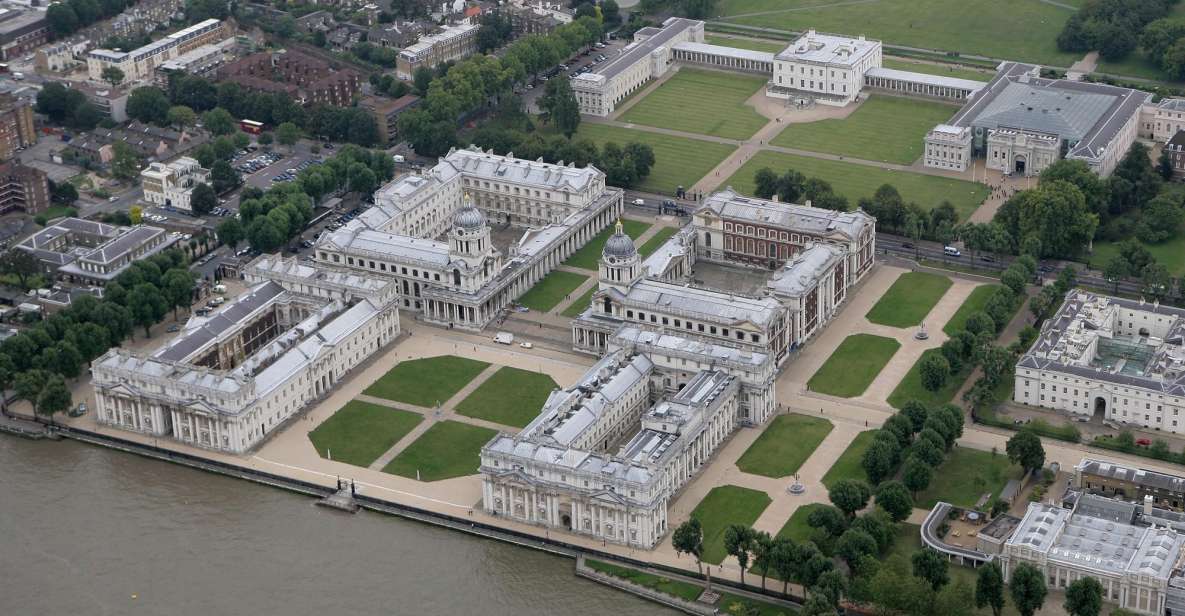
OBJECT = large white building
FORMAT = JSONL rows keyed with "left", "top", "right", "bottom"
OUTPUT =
{"left": 140, "top": 157, "right": 210, "bottom": 212}
{"left": 86, "top": 19, "right": 230, "bottom": 83}
{"left": 91, "top": 256, "right": 401, "bottom": 454}
{"left": 766, "top": 29, "right": 881, "bottom": 106}
{"left": 1015, "top": 290, "right": 1185, "bottom": 434}
{"left": 314, "top": 146, "right": 622, "bottom": 330}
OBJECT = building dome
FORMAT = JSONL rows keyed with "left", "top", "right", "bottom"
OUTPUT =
{"left": 454, "top": 194, "right": 485, "bottom": 231}
{"left": 602, "top": 221, "right": 636, "bottom": 260}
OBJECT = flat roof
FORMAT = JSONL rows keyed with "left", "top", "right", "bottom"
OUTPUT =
{"left": 774, "top": 29, "right": 878, "bottom": 66}
{"left": 865, "top": 66, "right": 987, "bottom": 91}
{"left": 672, "top": 41, "right": 773, "bottom": 64}
{"left": 585, "top": 17, "right": 697, "bottom": 81}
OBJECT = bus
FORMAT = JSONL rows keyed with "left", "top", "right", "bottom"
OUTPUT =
{"left": 239, "top": 119, "right": 264, "bottom": 134}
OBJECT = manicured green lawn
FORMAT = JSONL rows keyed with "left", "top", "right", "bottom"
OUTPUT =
{"left": 691, "top": 485, "right": 773, "bottom": 564}
{"left": 454, "top": 366, "right": 558, "bottom": 428}
{"left": 882, "top": 57, "right": 995, "bottom": 82}
{"left": 704, "top": 34, "right": 786, "bottom": 53}
{"left": 821, "top": 430, "right": 877, "bottom": 489}
{"left": 517, "top": 271, "right": 589, "bottom": 312}
{"left": 565, "top": 219, "right": 651, "bottom": 270}
{"left": 943, "top": 284, "right": 1002, "bottom": 336}
{"left": 916, "top": 447, "right": 1022, "bottom": 509}
{"left": 621, "top": 68, "right": 770, "bottom": 140}
{"left": 383, "top": 420, "right": 498, "bottom": 481}
{"left": 364, "top": 356, "right": 490, "bottom": 408}
{"left": 573, "top": 123, "right": 736, "bottom": 194}
{"left": 887, "top": 522, "right": 923, "bottom": 561}
{"left": 772, "top": 95, "right": 959, "bottom": 164}
{"left": 1085, "top": 235, "right": 1185, "bottom": 277}
{"left": 561, "top": 286, "right": 596, "bottom": 318}
{"left": 736, "top": 414, "right": 833, "bottom": 478}
{"left": 775, "top": 503, "right": 830, "bottom": 542}
{"left": 715, "top": 0, "right": 1080, "bottom": 68}
{"left": 886, "top": 347, "right": 972, "bottom": 409}
{"left": 725, "top": 150, "right": 987, "bottom": 221}
{"left": 808, "top": 334, "right": 900, "bottom": 398}
{"left": 865, "top": 272, "right": 952, "bottom": 328}
{"left": 307, "top": 400, "right": 423, "bottom": 467}
{"left": 638, "top": 227, "right": 678, "bottom": 258}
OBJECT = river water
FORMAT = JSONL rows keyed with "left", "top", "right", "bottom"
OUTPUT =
{"left": 0, "top": 437, "right": 668, "bottom": 616}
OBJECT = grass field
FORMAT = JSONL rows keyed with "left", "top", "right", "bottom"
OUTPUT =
{"left": 692, "top": 485, "right": 773, "bottom": 564}
{"left": 1097, "top": 50, "right": 1185, "bottom": 84}
{"left": 383, "top": 420, "right": 498, "bottom": 481}
{"left": 943, "top": 284, "right": 1002, "bottom": 336}
{"left": 565, "top": 219, "right": 651, "bottom": 270}
{"left": 307, "top": 400, "right": 423, "bottom": 467}
{"left": 704, "top": 34, "right": 786, "bottom": 53}
{"left": 882, "top": 57, "right": 995, "bottom": 82}
{"left": 886, "top": 347, "right": 972, "bottom": 409}
{"left": 561, "top": 286, "right": 596, "bottom": 318}
{"left": 1086, "top": 235, "right": 1185, "bottom": 276}
{"left": 736, "top": 414, "right": 833, "bottom": 478}
{"left": 865, "top": 272, "right": 952, "bottom": 328}
{"left": 454, "top": 367, "right": 558, "bottom": 428}
{"left": 725, "top": 150, "right": 987, "bottom": 221}
{"left": 775, "top": 503, "right": 829, "bottom": 542}
{"left": 364, "top": 356, "right": 490, "bottom": 408}
{"left": 573, "top": 123, "right": 736, "bottom": 194}
{"left": 808, "top": 334, "right": 901, "bottom": 398}
{"left": 585, "top": 560, "right": 793, "bottom": 616}
{"left": 517, "top": 271, "right": 589, "bottom": 312}
{"left": 821, "top": 430, "right": 877, "bottom": 489}
{"left": 621, "top": 68, "right": 770, "bottom": 140}
{"left": 916, "top": 447, "right": 1022, "bottom": 509}
{"left": 771, "top": 95, "right": 959, "bottom": 164}
{"left": 714, "top": 0, "right": 1080, "bottom": 68}
{"left": 638, "top": 227, "right": 678, "bottom": 258}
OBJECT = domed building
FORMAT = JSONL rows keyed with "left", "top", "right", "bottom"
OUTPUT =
{"left": 447, "top": 192, "right": 501, "bottom": 292}
{"left": 598, "top": 221, "right": 641, "bottom": 294}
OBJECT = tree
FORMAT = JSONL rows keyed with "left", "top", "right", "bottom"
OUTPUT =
{"left": 46, "top": 3, "right": 79, "bottom": 37}
{"left": 753, "top": 168, "right": 779, "bottom": 199}
{"left": 1158, "top": 148, "right": 1175, "bottom": 181}
{"left": 723, "top": 524, "right": 754, "bottom": 586}
{"left": 51, "top": 180, "right": 79, "bottom": 205}
{"left": 975, "top": 562, "right": 1006, "bottom": 616}
{"left": 672, "top": 517, "right": 709, "bottom": 590}
{"left": 127, "top": 87, "right": 171, "bottom": 125}
{"left": 161, "top": 268, "right": 195, "bottom": 318}
{"left": 14, "top": 368, "right": 48, "bottom": 403}
{"left": 1138, "top": 194, "right": 1184, "bottom": 244}
{"left": 127, "top": 283, "right": 167, "bottom": 337}
{"left": 919, "top": 353, "right": 951, "bottom": 393}
{"left": 35, "top": 374, "right": 71, "bottom": 418}
{"left": 828, "top": 479, "right": 871, "bottom": 518}
{"left": 1103, "top": 255, "right": 1129, "bottom": 293}
{"left": 202, "top": 107, "right": 237, "bottom": 136}
{"left": 190, "top": 183, "right": 216, "bottom": 216}
{"left": 110, "top": 142, "right": 142, "bottom": 181}
{"left": 835, "top": 528, "right": 877, "bottom": 566}
{"left": 540, "top": 77, "right": 581, "bottom": 137}
{"left": 210, "top": 160, "right": 241, "bottom": 194}
{"left": 1006, "top": 430, "right": 1045, "bottom": 475}
{"left": 276, "top": 122, "right": 301, "bottom": 146}
{"left": 996, "top": 180, "right": 1097, "bottom": 259}
{"left": 0, "top": 249, "right": 41, "bottom": 288}
{"left": 875, "top": 480, "right": 913, "bottom": 522}
{"left": 101, "top": 65, "right": 125, "bottom": 87}
{"left": 911, "top": 437, "right": 945, "bottom": 467}
{"left": 1009, "top": 563, "right": 1048, "bottom": 616}
{"left": 911, "top": 548, "right": 950, "bottom": 590}
{"left": 1063, "top": 576, "right": 1103, "bottom": 616}
{"left": 903, "top": 457, "right": 933, "bottom": 495}
{"left": 167, "top": 105, "right": 197, "bottom": 131}
{"left": 258, "top": 132, "right": 273, "bottom": 147}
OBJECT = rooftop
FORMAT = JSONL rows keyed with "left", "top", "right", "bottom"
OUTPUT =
{"left": 578, "top": 17, "right": 698, "bottom": 82}
{"left": 766, "top": 243, "right": 845, "bottom": 297}
{"left": 774, "top": 29, "right": 879, "bottom": 66}
{"left": 701, "top": 187, "right": 874, "bottom": 240}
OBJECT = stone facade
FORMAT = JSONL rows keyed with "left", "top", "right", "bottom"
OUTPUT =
{"left": 767, "top": 29, "right": 881, "bottom": 106}
{"left": 140, "top": 156, "right": 210, "bottom": 212}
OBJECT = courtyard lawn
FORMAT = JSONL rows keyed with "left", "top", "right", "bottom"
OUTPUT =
{"left": 807, "top": 334, "right": 900, "bottom": 398}
{"left": 725, "top": 150, "right": 987, "bottom": 221}
{"left": 715, "top": 0, "right": 1079, "bottom": 68}
{"left": 736, "top": 414, "right": 833, "bottom": 478}
{"left": 692, "top": 485, "right": 773, "bottom": 564}
{"left": 363, "top": 355, "right": 490, "bottom": 408}
{"left": 771, "top": 95, "right": 959, "bottom": 164}
{"left": 565, "top": 219, "right": 651, "bottom": 270}
{"left": 573, "top": 123, "right": 736, "bottom": 194}
{"left": 638, "top": 227, "right": 679, "bottom": 258}
{"left": 383, "top": 420, "right": 498, "bottom": 481}
{"left": 820, "top": 430, "right": 877, "bottom": 489}
{"left": 1086, "top": 235, "right": 1185, "bottom": 277}
{"left": 886, "top": 347, "right": 972, "bottom": 409}
{"left": 307, "top": 400, "right": 423, "bottom": 467}
{"left": 865, "top": 272, "right": 952, "bottom": 328}
{"left": 561, "top": 286, "right": 596, "bottom": 318}
{"left": 943, "top": 284, "right": 1002, "bottom": 336}
{"left": 517, "top": 271, "right": 589, "bottom": 312}
{"left": 882, "top": 57, "right": 995, "bottom": 82}
{"left": 620, "top": 68, "right": 770, "bottom": 140}
{"left": 454, "top": 366, "right": 558, "bottom": 428}
{"left": 704, "top": 34, "right": 786, "bottom": 53}
{"left": 916, "top": 447, "right": 1022, "bottom": 509}
{"left": 775, "top": 503, "right": 830, "bottom": 542}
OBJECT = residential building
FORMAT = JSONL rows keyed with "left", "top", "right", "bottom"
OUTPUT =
{"left": 0, "top": 9, "right": 49, "bottom": 61}
{"left": 0, "top": 93, "right": 35, "bottom": 161}
{"left": 395, "top": 23, "right": 479, "bottom": 78}
{"left": 1165, "top": 130, "right": 1185, "bottom": 180}
{"left": 16, "top": 218, "right": 178, "bottom": 284}
{"left": 507, "top": 1, "right": 572, "bottom": 36}
{"left": 0, "top": 161, "right": 46, "bottom": 214}
{"left": 34, "top": 39, "right": 90, "bottom": 73}
{"left": 86, "top": 19, "right": 231, "bottom": 83}
{"left": 1140, "top": 98, "right": 1185, "bottom": 143}
{"left": 358, "top": 94, "right": 420, "bottom": 145}
{"left": 1076, "top": 458, "right": 1185, "bottom": 512}
{"left": 68, "top": 120, "right": 205, "bottom": 165}
{"left": 65, "top": 81, "right": 130, "bottom": 122}
{"left": 368, "top": 21, "right": 424, "bottom": 49}
{"left": 141, "top": 157, "right": 210, "bottom": 212}
{"left": 767, "top": 29, "right": 882, "bottom": 106}
{"left": 219, "top": 49, "right": 360, "bottom": 107}
{"left": 91, "top": 256, "right": 401, "bottom": 454}
{"left": 154, "top": 37, "right": 239, "bottom": 87}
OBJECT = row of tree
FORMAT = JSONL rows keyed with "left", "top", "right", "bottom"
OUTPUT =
{"left": 1056, "top": 0, "right": 1178, "bottom": 61}
{"left": 47, "top": 0, "right": 139, "bottom": 38}
{"left": 752, "top": 167, "right": 850, "bottom": 212}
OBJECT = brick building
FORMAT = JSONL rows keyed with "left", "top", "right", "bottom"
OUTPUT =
{"left": 0, "top": 93, "right": 35, "bottom": 161}
{"left": 218, "top": 50, "right": 360, "bottom": 107}
{"left": 0, "top": 162, "right": 48, "bottom": 215}
{"left": 358, "top": 94, "right": 420, "bottom": 145}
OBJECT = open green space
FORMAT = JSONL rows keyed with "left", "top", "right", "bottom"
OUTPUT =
{"left": 886, "top": 523, "right": 1021, "bottom": 615}
{"left": 772, "top": 95, "right": 959, "bottom": 164}
{"left": 382, "top": 420, "right": 498, "bottom": 481}
{"left": 573, "top": 123, "right": 736, "bottom": 194}
{"left": 865, "top": 272, "right": 952, "bottom": 328}
{"left": 585, "top": 560, "right": 793, "bottom": 616}
{"left": 691, "top": 485, "right": 773, "bottom": 564}
{"left": 943, "top": 284, "right": 1002, "bottom": 336}
{"left": 704, "top": 34, "right": 786, "bottom": 53}
{"left": 916, "top": 447, "right": 1022, "bottom": 509}
{"left": 454, "top": 367, "right": 558, "bottom": 428}
{"left": 725, "top": 150, "right": 987, "bottom": 221}
{"left": 808, "top": 334, "right": 900, "bottom": 398}
{"left": 638, "top": 227, "right": 678, "bottom": 258}
{"left": 1086, "top": 235, "right": 1185, "bottom": 277}
{"left": 364, "top": 355, "right": 490, "bottom": 408}
{"left": 882, "top": 57, "right": 995, "bottom": 82}
{"left": 821, "top": 430, "right": 876, "bottom": 489}
{"left": 621, "top": 68, "right": 770, "bottom": 140}
{"left": 39, "top": 205, "right": 77, "bottom": 221}
{"left": 517, "top": 271, "right": 589, "bottom": 312}
{"left": 307, "top": 400, "right": 423, "bottom": 467}
{"left": 714, "top": 0, "right": 1080, "bottom": 68}
{"left": 565, "top": 219, "right": 651, "bottom": 270}
{"left": 775, "top": 503, "right": 830, "bottom": 542}
{"left": 561, "top": 286, "right": 596, "bottom": 318}
{"left": 887, "top": 347, "right": 972, "bottom": 409}
{"left": 736, "top": 414, "right": 833, "bottom": 478}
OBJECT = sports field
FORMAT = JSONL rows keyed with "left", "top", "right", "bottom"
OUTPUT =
{"left": 881, "top": 58, "right": 995, "bottom": 82}
{"left": 725, "top": 150, "right": 988, "bottom": 220}
{"left": 771, "top": 95, "right": 959, "bottom": 164}
{"left": 573, "top": 123, "right": 736, "bottom": 194}
{"left": 620, "top": 68, "right": 770, "bottom": 140}
{"left": 714, "top": 0, "right": 1080, "bottom": 68}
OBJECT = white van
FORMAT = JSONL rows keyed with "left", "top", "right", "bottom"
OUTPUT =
{"left": 943, "top": 246, "right": 962, "bottom": 257}
{"left": 213, "top": 284, "right": 227, "bottom": 294}
{"left": 393, "top": 155, "right": 405, "bottom": 163}
{"left": 493, "top": 332, "right": 514, "bottom": 345}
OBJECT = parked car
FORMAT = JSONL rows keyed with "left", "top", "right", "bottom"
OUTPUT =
{"left": 942, "top": 245, "right": 961, "bottom": 257}
{"left": 631, "top": 198, "right": 645, "bottom": 206}
{"left": 166, "top": 324, "right": 181, "bottom": 333}
{"left": 519, "top": 342, "right": 534, "bottom": 349}
{"left": 68, "top": 402, "right": 87, "bottom": 417}
{"left": 1137, "top": 438, "right": 1153, "bottom": 446}
{"left": 901, "top": 242, "right": 914, "bottom": 249}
